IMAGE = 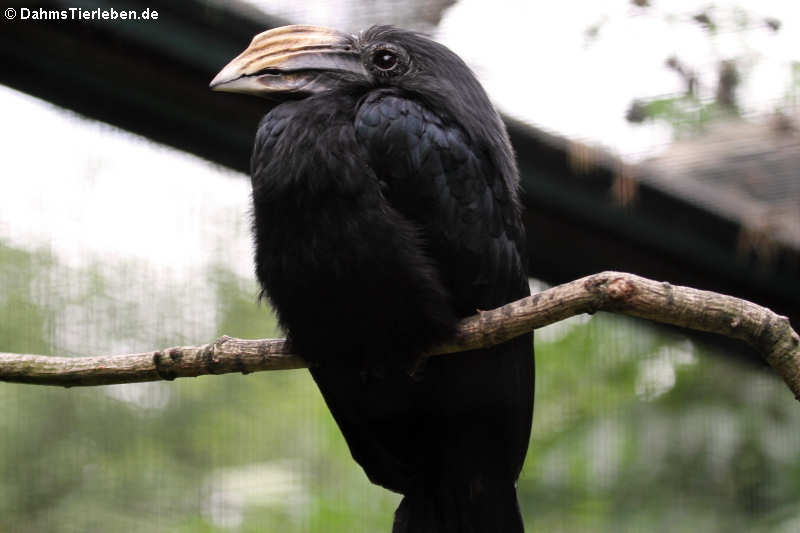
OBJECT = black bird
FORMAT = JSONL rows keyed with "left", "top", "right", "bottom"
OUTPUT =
{"left": 211, "top": 25, "right": 534, "bottom": 532}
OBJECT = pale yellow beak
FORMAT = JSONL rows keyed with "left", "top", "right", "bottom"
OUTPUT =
{"left": 210, "top": 25, "right": 364, "bottom": 96}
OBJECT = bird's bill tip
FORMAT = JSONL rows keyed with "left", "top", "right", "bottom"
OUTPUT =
{"left": 209, "top": 63, "right": 270, "bottom": 95}
{"left": 209, "top": 63, "right": 241, "bottom": 91}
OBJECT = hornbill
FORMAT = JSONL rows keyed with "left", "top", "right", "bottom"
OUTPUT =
{"left": 211, "top": 25, "right": 534, "bottom": 532}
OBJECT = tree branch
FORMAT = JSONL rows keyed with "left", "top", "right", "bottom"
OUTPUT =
{"left": 2, "top": 272, "right": 799, "bottom": 398}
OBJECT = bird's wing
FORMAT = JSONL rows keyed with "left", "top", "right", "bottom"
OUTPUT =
{"left": 355, "top": 91, "right": 528, "bottom": 313}
{"left": 249, "top": 97, "right": 463, "bottom": 494}
{"left": 355, "top": 91, "right": 534, "bottom": 490}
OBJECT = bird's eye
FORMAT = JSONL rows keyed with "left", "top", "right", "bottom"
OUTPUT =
{"left": 372, "top": 49, "right": 399, "bottom": 72}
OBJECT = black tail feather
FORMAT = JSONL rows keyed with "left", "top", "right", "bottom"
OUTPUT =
{"left": 392, "top": 479, "right": 524, "bottom": 533}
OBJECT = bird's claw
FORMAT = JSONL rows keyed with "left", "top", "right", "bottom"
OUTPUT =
{"left": 406, "top": 353, "right": 428, "bottom": 383}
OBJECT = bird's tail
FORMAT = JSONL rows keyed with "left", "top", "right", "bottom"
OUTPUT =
{"left": 392, "top": 479, "right": 524, "bottom": 533}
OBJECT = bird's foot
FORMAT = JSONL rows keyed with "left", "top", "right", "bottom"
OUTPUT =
{"left": 359, "top": 354, "right": 386, "bottom": 384}
{"left": 358, "top": 351, "right": 427, "bottom": 384}
{"left": 406, "top": 353, "right": 428, "bottom": 383}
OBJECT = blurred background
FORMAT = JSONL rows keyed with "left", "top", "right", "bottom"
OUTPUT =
{"left": 2, "top": 0, "right": 800, "bottom": 531}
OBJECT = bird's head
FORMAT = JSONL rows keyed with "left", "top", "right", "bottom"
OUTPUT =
{"left": 210, "top": 25, "right": 491, "bottom": 120}
{"left": 211, "top": 24, "right": 516, "bottom": 187}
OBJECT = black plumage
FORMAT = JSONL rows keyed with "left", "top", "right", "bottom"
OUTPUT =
{"left": 212, "top": 25, "right": 534, "bottom": 532}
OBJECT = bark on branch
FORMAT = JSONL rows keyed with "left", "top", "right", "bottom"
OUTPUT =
{"left": 2, "top": 272, "right": 799, "bottom": 398}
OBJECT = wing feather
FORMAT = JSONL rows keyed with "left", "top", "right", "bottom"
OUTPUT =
{"left": 355, "top": 91, "right": 528, "bottom": 315}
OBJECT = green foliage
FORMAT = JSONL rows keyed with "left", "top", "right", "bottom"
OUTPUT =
{"left": 785, "top": 62, "right": 800, "bottom": 109}
{"left": 2, "top": 241, "right": 800, "bottom": 532}
{"left": 621, "top": 4, "right": 793, "bottom": 138}
{"left": 522, "top": 314, "right": 800, "bottom": 532}
{"left": 632, "top": 95, "right": 735, "bottom": 139}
